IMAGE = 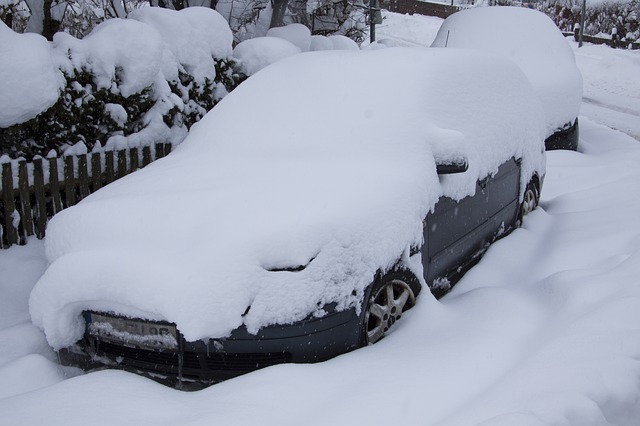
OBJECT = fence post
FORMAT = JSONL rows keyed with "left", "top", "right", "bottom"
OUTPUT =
{"left": 78, "top": 155, "right": 90, "bottom": 200}
{"left": 117, "top": 150, "right": 127, "bottom": 179}
{"left": 105, "top": 151, "right": 115, "bottom": 185}
{"left": 91, "top": 152, "right": 102, "bottom": 191}
{"left": 33, "top": 158, "right": 48, "bottom": 239}
{"left": 48, "top": 157, "right": 63, "bottom": 214}
{"left": 64, "top": 156, "right": 75, "bottom": 207}
{"left": 18, "top": 161, "right": 34, "bottom": 237}
{"left": 142, "top": 146, "right": 151, "bottom": 167}
{"left": 155, "top": 143, "right": 165, "bottom": 159}
{"left": 1, "top": 141, "right": 175, "bottom": 249}
{"left": 1, "top": 162, "right": 19, "bottom": 246}
{"left": 130, "top": 147, "right": 139, "bottom": 172}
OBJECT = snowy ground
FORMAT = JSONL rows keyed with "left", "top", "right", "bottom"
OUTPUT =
{"left": 1, "top": 12, "right": 640, "bottom": 426}
{"left": 576, "top": 44, "right": 640, "bottom": 141}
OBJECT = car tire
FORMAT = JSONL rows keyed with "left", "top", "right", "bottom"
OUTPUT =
{"left": 518, "top": 180, "right": 539, "bottom": 224}
{"left": 362, "top": 270, "right": 418, "bottom": 345}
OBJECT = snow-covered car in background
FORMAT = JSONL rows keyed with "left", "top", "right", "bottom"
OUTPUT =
{"left": 431, "top": 6, "right": 583, "bottom": 151}
{"left": 29, "top": 47, "right": 546, "bottom": 387}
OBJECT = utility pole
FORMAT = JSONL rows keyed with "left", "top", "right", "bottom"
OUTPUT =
{"left": 579, "top": 0, "right": 586, "bottom": 47}
{"left": 369, "top": 0, "right": 376, "bottom": 43}
{"left": 369, "top": 0, "right": 381, "bottom": 43}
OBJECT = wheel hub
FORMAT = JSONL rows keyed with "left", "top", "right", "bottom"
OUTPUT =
{"left": 365, "top": 278, "right": 415, "bottom": 344}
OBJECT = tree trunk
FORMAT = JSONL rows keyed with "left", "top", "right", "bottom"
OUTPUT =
{"left": 41, "top": 0, "right": 60, "bottom": 41}
{"left": 270, "top": 0, "right": 289, "bottom": 28}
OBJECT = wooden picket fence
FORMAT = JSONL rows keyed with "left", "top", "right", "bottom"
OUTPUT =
{"left": 0, "top": 143, "right": 172, "bottom": 249}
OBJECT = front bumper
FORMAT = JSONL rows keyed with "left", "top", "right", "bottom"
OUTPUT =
{"left": 59, "top": 308, "right": 363, "bottom": 388}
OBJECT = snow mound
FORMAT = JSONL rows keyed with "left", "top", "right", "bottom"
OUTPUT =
{"left": 431, "top": 6, "right": 583, "bottom": 137}
{"left": 310, "top": 35, "right": 334, "bottom": 51}
{"left": 129, "top": 6, "right": 233, "bottom": 84}
{"left": 235, "top": 25, "right": 360, "bottom": 74}
{"left": 0, "top": 354, "right": 67, "bottom": 400}
{"left": 30, "top": 48, "right": 545, "bottom": 350}
{"left": 329, "top": 35, "right": 359, "bottom": 50}
{"left": 233, "top": 37, "right": 301, "bottom": 75}
{"left": 266, "top": 23, "right": 312, "bottom": 52}
{"left": 1, "top": 6, "right": 234, "bottom": 134}
{"left": 53, "top": 19, "right": 163, "bottom": 98}
{"left": 0, "top": 22, "right": 64, "bottom": 127}
{"left": 309, "top": 35, "right": 359, "bottom": 51}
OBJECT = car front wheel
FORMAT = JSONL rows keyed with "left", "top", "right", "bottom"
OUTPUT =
{"left": 518, "top": 180, "right": 540, "bottom": 224}
{"left": 363, "top": 271, "right": 417, "bottom": 345}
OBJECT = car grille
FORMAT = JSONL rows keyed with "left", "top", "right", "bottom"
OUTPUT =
{"left": 94, "top": 340, "right": 292, "bottom": 375}
{"left": 98, "top": 341, "right": 200, "bottom": 369}
{"left": 203, "top": 352, "right": 293, "bottom": 371}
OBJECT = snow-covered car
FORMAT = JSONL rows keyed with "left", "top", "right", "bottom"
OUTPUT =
{"left": 431, "top": 6, "right": 583, "bottom": 151}
{"left": 29, "top": 47, "right": 546, "bottom": 386}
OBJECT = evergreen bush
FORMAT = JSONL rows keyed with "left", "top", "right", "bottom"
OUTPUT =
{"left": 0, "top": 58, "right": 243, "bottom": 159}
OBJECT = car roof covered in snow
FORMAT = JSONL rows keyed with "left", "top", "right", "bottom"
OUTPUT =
{"left": 431, "top": 6, "right": 583, "bottom": 137}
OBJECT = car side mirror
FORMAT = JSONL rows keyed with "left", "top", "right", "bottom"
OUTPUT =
{"left": 436, "top": 159, "right": 468, "bottom": 175}
{"left": 429, "top": 128, "right": 469, "bottom": 175}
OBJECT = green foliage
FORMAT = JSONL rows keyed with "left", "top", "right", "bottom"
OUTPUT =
{"left": 165, "top": 58, "right": 245, "bottom": 129}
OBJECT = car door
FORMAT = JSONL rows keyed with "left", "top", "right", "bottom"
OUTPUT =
{"left": 484, "top": 157, "right": 520, "bottom": 235}
{"left": 422, "top": 158, "right": 521, "bottom": 295}
{"left": 423, "top": 178, "right": 489, "bottom": 292}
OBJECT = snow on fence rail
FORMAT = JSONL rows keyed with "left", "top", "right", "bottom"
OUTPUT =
{"left": 0, "top": 143, "right": 172, "bottom": 249}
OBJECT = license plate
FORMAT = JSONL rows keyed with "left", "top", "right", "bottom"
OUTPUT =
{"left": 87, "top": 312, "right": 179, "bottom": 350}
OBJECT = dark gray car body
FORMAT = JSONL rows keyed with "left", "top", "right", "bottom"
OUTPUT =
{"left": 59, "top": 156, "right": 539, "bottom": 387}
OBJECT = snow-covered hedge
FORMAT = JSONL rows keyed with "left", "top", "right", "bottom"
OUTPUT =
{"left": 233, "top": 23, "right": 359, "bottom": 75}
{"left": 0, "top": 7, "right": 243, "bottom": 159}
{"left": 538, "top": 0, "right": 640, "bottom": 43}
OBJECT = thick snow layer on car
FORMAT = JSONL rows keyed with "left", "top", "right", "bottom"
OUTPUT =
{"left": 431, "top": 7, "right": 583, "bottom": 138}
{"left": 29, "top": 48, "right": 545, "bottom": 350}
{"left": 0, "top": 22, "right": 64, "bottom": 127}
